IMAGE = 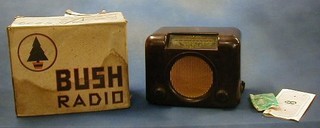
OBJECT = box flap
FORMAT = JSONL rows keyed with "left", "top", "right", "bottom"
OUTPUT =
{"left": 9, "top": 12, "right": 126, "bottom": 27}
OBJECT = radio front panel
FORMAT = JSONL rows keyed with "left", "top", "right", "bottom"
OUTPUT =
{"left": 145, "top": 27, "right": 245, "bottom": 108}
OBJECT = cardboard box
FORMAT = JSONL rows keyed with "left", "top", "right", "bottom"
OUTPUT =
{"left": 7, "top": 12, "right": 130, "bottom": 116}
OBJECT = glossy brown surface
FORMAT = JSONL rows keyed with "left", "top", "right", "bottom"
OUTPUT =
{"left": 145, "top": 27, "right": 244, "bottom": 108}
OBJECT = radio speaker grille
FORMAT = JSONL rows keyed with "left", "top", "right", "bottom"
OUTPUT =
{"left": 170, "top": 56, "right": 213, "bottom": 99}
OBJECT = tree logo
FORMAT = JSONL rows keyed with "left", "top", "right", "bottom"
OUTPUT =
{"left": 18, "top": 33, "right": 57, "bottom": 72}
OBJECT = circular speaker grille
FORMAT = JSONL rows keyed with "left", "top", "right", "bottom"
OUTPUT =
{"left": 170, "top": 55, "right": 213, "bottom": 99}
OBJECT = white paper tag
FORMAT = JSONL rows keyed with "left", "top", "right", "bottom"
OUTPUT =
{"left": 263, "top": 89, "right": 316, "bottom": 121}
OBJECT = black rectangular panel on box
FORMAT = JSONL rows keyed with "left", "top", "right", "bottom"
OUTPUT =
{"left": 145, "top": 27, "right": 245, "bottom": 108}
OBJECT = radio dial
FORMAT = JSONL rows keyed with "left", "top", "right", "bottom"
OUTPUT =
{"left": 154, "top": 87, "right": 166, "bottom": 100}
{"left": 216, "top": 90, "right": 229, "bottom": 102}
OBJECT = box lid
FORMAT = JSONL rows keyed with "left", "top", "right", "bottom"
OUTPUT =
{"left": 9, "top": 12, "right": 126, "bottom": 27}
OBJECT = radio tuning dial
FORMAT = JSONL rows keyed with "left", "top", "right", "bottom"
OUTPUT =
{"left": 154, "top": 87, "right": 166, "bottom": 100}
{"left": 216, "top": 90, "right": 229, "bottom": 102}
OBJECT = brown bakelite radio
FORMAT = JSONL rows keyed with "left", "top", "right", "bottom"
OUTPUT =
{"left": 145, "top": 27, "right": 245, "bottom": 108}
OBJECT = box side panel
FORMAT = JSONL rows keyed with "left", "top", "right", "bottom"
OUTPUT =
{"left": 9, "top": 23, "right": 130, "bottom": 116}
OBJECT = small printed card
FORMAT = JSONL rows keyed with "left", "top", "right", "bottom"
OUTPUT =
{"left": 263, "top": 89, "right": 316, "bottom": 121}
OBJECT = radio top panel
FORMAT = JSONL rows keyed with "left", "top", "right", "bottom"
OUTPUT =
{"left": 167, "top": 34, "right": 218, "bottom": 50}
{"left": 152, "top": 27, "right": 240, "bottom": 38}
{"left": 149, "top": 27, "right": 241, "bottom": 50}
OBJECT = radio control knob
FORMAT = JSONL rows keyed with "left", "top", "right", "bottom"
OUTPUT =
{"left": 216, "top": 90, "right": 229, "bottom": 102}
{"left": 154, "top": 87, "right": 166, "bottom": 100}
